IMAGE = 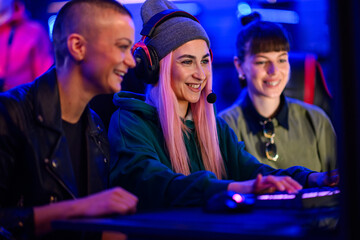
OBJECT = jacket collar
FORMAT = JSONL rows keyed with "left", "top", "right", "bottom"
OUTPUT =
{"left": 33, "top": 67, "right": 103, "bottom": 136}
{"left": 0, "top": 1, "right": 27, "bottom": 28}
{"left": 238, "top": 89, "right": 289, "bottom": 134}
{"left": 33, "top": 67, "right": 63, "bottom": 133}
{"left": 33, "top": 67, "right": 107, "bottom": 197}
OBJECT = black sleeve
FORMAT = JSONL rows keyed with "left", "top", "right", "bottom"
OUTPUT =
{"left": 0, "top": 100, "right": 35, "bottom": 240}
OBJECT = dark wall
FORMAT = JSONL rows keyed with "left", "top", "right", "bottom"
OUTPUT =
{"left": 23, "top": 0, "right": 50, "bottom": 29}
{"left": 330, "top": 0, "right": 360, "bottom": 239}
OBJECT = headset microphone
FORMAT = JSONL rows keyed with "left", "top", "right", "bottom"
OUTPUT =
{"left": 207, "top": 92, "right": 217, "bottom": 104}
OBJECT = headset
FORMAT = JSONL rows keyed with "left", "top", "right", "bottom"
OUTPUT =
{"left": 132, "top": 9, "right": 212, "bottom": 84}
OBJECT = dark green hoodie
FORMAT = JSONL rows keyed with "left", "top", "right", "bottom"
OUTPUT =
{"left": 109, "top": 91, "right": 314, "bottom": 210}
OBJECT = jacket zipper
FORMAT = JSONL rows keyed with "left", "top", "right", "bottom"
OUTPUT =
{"left": 45, "top": 165, "right": 77, "bottom": 200}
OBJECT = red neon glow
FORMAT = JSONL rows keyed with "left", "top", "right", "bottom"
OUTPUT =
{"left": 232, "top": 194, "right": 243, "bottom": 203}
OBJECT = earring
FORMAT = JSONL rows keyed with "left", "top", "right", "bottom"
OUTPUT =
{"left": 238, "top": 74, "right": 245, "bottom": 80}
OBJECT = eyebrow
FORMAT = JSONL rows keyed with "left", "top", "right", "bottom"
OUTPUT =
{"left": 116, "top": 38, "right": 133, "bottom": 45}
{"left": 177, "top": 53, "right": 210, "bottom": 60}
{"left": 256, "top": 52, "right": 288, "bottom": 58}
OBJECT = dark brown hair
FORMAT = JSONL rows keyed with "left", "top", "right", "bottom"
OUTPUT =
{"left": 236, "top": 15, "right": 290, "bottom": 63}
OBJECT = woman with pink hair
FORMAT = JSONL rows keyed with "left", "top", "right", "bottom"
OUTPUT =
{"left": 109, "top": 0, "right": 337, "bottom": 210}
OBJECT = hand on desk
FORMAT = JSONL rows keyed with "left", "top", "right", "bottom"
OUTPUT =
{"left": 228, "top": 173, "right": 302, "bottom": 194}
{"left": 34, "top": 187, "right": 138, "bottom": 236}
{"left": 77, "top": 187, "right": 138, "bottom": 216}
{"left": 307, "top": 169, "right": 340, "bottom": 188}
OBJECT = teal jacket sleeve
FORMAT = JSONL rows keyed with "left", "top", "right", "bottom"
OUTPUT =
{"left": 109, "top": 110, "right": 231, "bottom": 210}
{"left": 216, "top": 117, "right": 315, "bottom": 186}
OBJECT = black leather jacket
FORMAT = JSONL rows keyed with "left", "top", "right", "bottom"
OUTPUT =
{"left": 0, "top": 68, "right": 110, "bottom": 239}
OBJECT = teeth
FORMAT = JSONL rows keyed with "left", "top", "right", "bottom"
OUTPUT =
{"left": 114, "top": 70, "right": 124, "bottom": 76}
{"left": 266, "top": 81, "right": 279, "bottom": 86}
{"left": 188, "top": 84, "right": 200, "bottom": 88}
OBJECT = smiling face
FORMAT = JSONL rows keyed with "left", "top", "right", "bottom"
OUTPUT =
{"left": 81, "top": 9, "right": 136, "bottom": 95}
{"left": 235, "top": 51, "right": 290, "bottom": 100}
{"left": 170, "top": 39, "right": 211, "bottom": 113}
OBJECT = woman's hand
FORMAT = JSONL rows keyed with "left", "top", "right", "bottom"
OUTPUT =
{"left": 228, "top": 174, "right": 302, "bottom": 194}
{"left": 34, "top": 187, "right": 138, "bottom": 236}
{"left": 307, "top": 170, "right": 339, "bottom": 188}
{"left": 252, "top": 174, "right": 302, "bottom": 194}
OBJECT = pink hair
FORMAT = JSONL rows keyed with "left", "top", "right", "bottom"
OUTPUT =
{"left": 147, "top": 52, "right": 226, "bottom": 179}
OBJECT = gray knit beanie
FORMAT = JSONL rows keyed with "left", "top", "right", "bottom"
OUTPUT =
{"left": 141, "top": 0, "right": 210, "bottom": 61}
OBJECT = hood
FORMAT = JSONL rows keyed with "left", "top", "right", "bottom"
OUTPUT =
{"left": 113, "top": 91, "right": 158, "bottom": 121}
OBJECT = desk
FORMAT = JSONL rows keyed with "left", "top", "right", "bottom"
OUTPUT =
{"left": 52, "top": 206, "right": 339, "bottom": 240}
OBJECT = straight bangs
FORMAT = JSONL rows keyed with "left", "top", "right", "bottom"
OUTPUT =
{"left": 248, "top": 35, "right": 290, "bottom": 55}
{"left": 236, "top": 21, "right": 290, "bottom": 62}
{"left": 191, "top": 71, "right": 226, "bottom": 180}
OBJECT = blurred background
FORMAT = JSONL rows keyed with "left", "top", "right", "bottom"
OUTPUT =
{"left": 24, "top": 0, "right": 333, "bottom": 113}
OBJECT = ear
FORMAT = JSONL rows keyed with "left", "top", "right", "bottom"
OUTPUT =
{"left": 233, "top": 56, "right": 245, "bottom": 76}
{"left": 67, "top": 33, "right": 86, "bottom": 61}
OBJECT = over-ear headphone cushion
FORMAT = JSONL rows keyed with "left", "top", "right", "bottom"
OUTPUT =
{"left": 133, "top": 45, "right": 159, "bottom": 84}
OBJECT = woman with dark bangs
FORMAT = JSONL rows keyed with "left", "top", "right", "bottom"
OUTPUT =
{"left": 109, "top": 0, "right": 337, "bottom": 210}
{"left": 219, "top": 13, "right": 336, "bottom": 172}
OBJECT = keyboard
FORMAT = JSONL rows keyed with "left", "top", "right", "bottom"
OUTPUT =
{"left": 255, "top": 186, "right": 340, "bottom": 209}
